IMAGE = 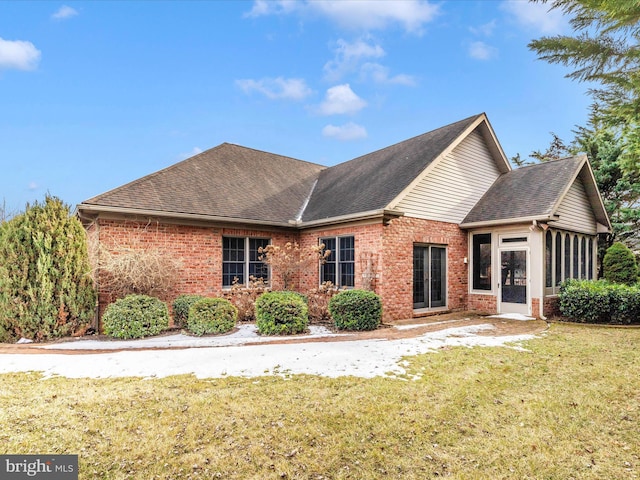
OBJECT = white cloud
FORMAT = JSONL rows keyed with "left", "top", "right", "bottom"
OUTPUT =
{"left": 468, "top": 41, "right": 498, "bottom": 61}
{"left": 52, "top": 5, "right": 78, "bottom": 20}
{"left": 310, "top": 0, "right": 439, "bottom": 33}
{"left": 28, "top": 181, "right": 39, "bottom": 191}
{"left": 322, "top": 122, "right": 367, "bottom": 141}
{"left": 501, "top": 0, "right": 567, "bottom": 35}
{"left": 244, "top": 0, "right": 298, "bottom": 18}
{"left": 236, "top": 77, "right": 313, "bottom": 101}
{"left": 0, "top": 37, "right": 41, "bottom": 71}
{"left": 324, "top": 38, "right": 385, "bottom": 81}
{"left": 360, "top": 63, "right": 416, "bottom": 86}
{"left": 469, "top": 19, "right": 497, "bottom": 36}
{"left": 318, "top": 84, "right": 367, "bottom": 116}
{"left": 245, "top": 0, "right": 439, "bottom": 34}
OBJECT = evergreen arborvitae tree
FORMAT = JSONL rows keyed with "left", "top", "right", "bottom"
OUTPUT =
{"left": 0, "top": 195, "right": 96, "bottom": 342}
{"left": 603, "top": 242, "right": 639, "bottom": 286}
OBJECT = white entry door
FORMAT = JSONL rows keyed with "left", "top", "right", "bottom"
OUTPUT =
{"left": 498, "top": 248, "right": 530, "bottom": 315}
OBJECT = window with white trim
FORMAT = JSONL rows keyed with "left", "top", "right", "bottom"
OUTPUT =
{"left": 472, "top": 233, "right": 492, "bottom": 291}
{"left": 320, "top": 236, "right": 355, "bottom": 287}
{"left": 222, "top": 237, "right": 270, "bottom": 287}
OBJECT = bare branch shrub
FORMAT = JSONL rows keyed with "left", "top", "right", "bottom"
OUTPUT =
{"left": 306, "top": 281, "right": 341, "bottom": 324}
{"left": 98, "top": 247, "right": 181, "bottom": 299}
{"left": 222, "top": 276, "right": 270, "bottom": 322}
{"left": 259, "top": 242, "right": 330, "bottom": 290}
{"left": 89, "top": 220, "right": 182, "bottom": 301}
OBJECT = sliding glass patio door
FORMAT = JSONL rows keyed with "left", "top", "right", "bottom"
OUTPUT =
{"left": 413, "top": 245, "right": 447, "bottom": 309}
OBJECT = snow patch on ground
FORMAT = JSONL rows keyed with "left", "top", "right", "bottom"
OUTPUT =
{"left": 39, "top": 325, "right": 343, "bottom": 350}
{"left": 0, "top": 324, "right": 536, "bottom": 380}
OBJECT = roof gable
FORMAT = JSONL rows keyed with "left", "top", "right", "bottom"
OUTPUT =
{"left": 81, "top": 143, "right": 325, "bottom": 225}
{"left": 461, "top": 155, "right": 611, "bottom": 231}
{"left": 300, "top": 114, "right": 498, "bottom": 222}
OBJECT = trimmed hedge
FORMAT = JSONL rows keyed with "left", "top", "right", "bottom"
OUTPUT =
{"left": 603, "top": 242, "right": 638, "bottom": 286}
{"left": 559, "top": 279, "right": 640, "bottom": 324}
{"left": 187, "top": 297, "right": 237, "bottom": 336}
{"left": 103, "top": 295, "right": 169, "bottom": 339}
{"left": 172, "top": 294, "right": 205, "bottom": 327}
{"left": 329, "top": 290, "right": 382, "bottom": 331}
{"left": 255, "top": 291, "right": 308, "bottom": 335}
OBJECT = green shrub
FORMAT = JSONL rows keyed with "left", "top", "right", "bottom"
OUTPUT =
{"left": 329, "top": 290, "right": 382, "bottom": 331}
{"left": 559, "top": 279, "right": 640, "bottom": 324}
{"left": 172, "top": 294, "right": 205, "bottom": 327}
{"left": 559, "top": 279, "right": 612, "bottom": 323}
{"left": 103, "top": 295, "right": 169, "bottom": 339}
{"left": 609, "top": 283, "right": 640, "bottom": 324}
{"left": 0, "top": 195, "right": 96, "bottom": 343}
{"left": 603, "top": 242, "right": 638, "bottom": 286}
{"left": 187, "top": 298, "right": 237, "bottom": 336}
{"left": 255, "top": 291, "right": 308, "bottom": 335}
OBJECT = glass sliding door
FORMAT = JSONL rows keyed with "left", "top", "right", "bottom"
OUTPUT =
{"left": 413, "top": 245, "right": 447, "bottom": 309}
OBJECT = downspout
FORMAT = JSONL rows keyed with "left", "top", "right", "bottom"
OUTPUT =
{"left": 533, "top": 220, "right": 547, "bottom": 320}
{"left": 92, "top": 218, "right": 101, "bottom": 333}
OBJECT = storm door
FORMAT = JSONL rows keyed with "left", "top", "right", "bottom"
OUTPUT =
{"left": 413, "top": 245, "right": 447, "bottom": 309}
{"left": 498, "top": 248, "right": 530, "bottom": 315}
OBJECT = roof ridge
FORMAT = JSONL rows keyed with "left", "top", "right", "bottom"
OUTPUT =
{"left": 224, "top": 142, "right": 327, "bottom": 169}
{"left": 83, "top": 143, "right": 325, "bottom": 205}
{"left": 295, "top": 177, "right": 319, "bottom": 222}
{"left": 328, "top": 113, "right": 484, "bottom": 168}
{"left": 514, "top": 154, "right": 585, "bottom": 170}
{"left": 82, "top": 143, "right": 228, "bottom": 204}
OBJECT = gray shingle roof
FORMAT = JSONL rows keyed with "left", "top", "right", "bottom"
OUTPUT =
{"left": 81, "top": 143, "right": 325, "bottom": 225}
{"left": 301, "top": 114, "right": 483, "bottom": 222}
{"left": 461, "top": 156, "right": 586, "bottom": 225}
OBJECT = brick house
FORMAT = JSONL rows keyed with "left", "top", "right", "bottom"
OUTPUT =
{"left": 77, "top": 113, "right": 611, "bottom": 322}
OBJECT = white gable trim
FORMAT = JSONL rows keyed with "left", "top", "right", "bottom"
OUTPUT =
{"left": 386, "top": 114, "right": 510, "bottom": 212}
{"left": 549, "top": 155, "right": 611, "bottom": 232}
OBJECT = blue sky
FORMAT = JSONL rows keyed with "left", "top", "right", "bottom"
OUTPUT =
{"left": 1, "top": 0, "right": 592, "bottom": 214}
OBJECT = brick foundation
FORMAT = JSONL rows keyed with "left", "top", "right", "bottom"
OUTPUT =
{"left": 543, "top": 296, "right": 561, "bottom": 318}
{"left": 468, "top": 293, "right": 497, "bottom": 315}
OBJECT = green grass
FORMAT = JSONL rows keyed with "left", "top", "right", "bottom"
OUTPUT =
{"left": 1, "top": 323, "right": 639, "bottom": 479}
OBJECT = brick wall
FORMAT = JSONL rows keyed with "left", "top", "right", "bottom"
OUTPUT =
{"left": 91, "top": 216, "right": 475, "bottom": 324}
{"left": 543, "top": 296, "right": 560, "bottom": 318}
{"left": 91, "top": 218, "right": 296, "bottom": 320}
{"left": 379, "top": 216, "right": 468, "bottom": 321}
{"left": 297, "top": 223, "right": 384, "bottom": 292}
{"left": 468, "top": 293, "right": 497, "bottom": 315}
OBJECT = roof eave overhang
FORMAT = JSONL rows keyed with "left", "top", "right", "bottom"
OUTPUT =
{"left": 460, "top": 214, "right": 559, "bottom": 229}
{"left": 76, "top": 203, "right": 294, "bottom": 228}
{"left": 294, "top": 209, "right": 405, "bottom": 229}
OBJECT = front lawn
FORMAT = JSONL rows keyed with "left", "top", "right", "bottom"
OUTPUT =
{"left": 1, "top": 323, "right": 638, "bottom": 479}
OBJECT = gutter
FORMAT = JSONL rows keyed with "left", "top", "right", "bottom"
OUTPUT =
{"left": 77, "top": 204, "right": 405, "bottom": 230}
{"left": 76, "top": 204, "right": 294, "bottom": 228}
{"left": 291, "top": 209, "right": 405, "bottom": 229}
{"left": 460, "top": 214, "right": 559, "bottom": 230}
